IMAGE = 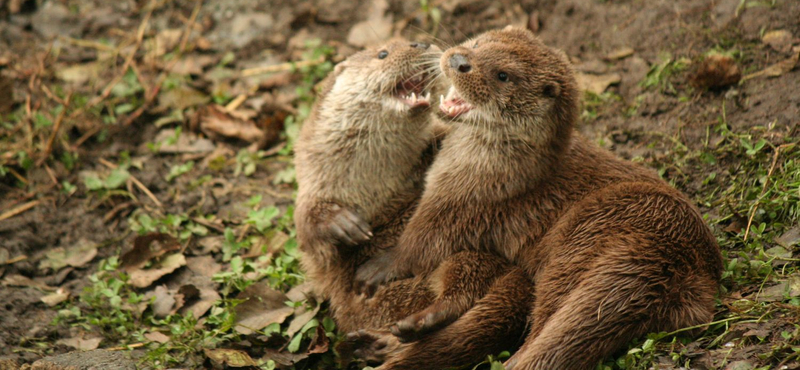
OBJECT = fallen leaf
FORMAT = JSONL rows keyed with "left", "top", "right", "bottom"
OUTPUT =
{"left": 186, "top": 256, "right": 222, "bottom": 277}
{"left": 204, "top": 348, "right": 258, "bottom": 368}
{"left": 39, "top": 239, "right": 98, "bottom": 271}
{"left": 41, "top": 288, "right": 70, "bottom": 307}
{"left": 690, "top": 54, "right": 741, "bottom": 88}
{"left": 744, "top": 47, "right": 800, "bottom": 80}
{"left": 57, "top": 336, "right": 103, "bottom": 350}
{"left": 775, "top": 225, "right": 800, "bottom": 248}
{"left": 762, "top": 29, "right": 794, "bottom": 53}
{"left": 261, "top": 349, "right": 309, "bottom": 367}
{"left": 120, "top": 233, "right": 181, "bottom": 272}
{"left": 575, "top": 72, "right": 621, "bottom": 94}
{"left": 754, "top": 274, "right": 800, "bottom": 302}
{"left": 194, "top": 236, "right": 225, "bottom": 255}
{"left": 158, "top": 85, "right": 210, "bottom": 111}
{"left": 150, "top": 285, "right": 176, "bottom": 318}
{"left": 169, "top": 54, "right": 217, "bottom": 75}
{"left": 144, "top": 331, "right": 170, "bottom": 344}
{"left": 180, "top": 285, "right": 221, "bottom": 319}
{"left": 147, "top": 28, "right": 183, "bottom": 57}
{"left": 152, "top": 129, "right": 216, "bottom": 154}
{"left": 234, "top": 282, "right": 294, "bottom": 335}
{"left": 128, "top": 253, "right": 187, "bottom": 288}
{"left": 193, "top": 105, "right": 265, "bottom": 144}
{"left": 606, "top": 47, "right": 635, "bottom": 60}
{"left": 765, "top": 245, "right": 793, "bottom": 267}
{"left": 286, "top": 283, "right": 315, "bottom": 303}
{"left": 286, "top": 304, "right": 320, "bottom": 338}
{"left": 2, "top": 274, "right": 56, "bottom": 291}
{"left": 307, "top": 324, "right": 330, "bottom": 355}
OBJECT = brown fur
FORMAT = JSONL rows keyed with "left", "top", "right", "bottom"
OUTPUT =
{"left": 293, "top": 39, "right": 533, "bottom": 369}
{"left": 356, "top": 28, "right": 722, "bottom": 369}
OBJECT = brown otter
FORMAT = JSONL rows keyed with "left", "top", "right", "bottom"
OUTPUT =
{"left": 293, "top": 39, "right": 533, "bottom": 369}
{"left": 356, "top": 27, "right": 722, "bottom": 369}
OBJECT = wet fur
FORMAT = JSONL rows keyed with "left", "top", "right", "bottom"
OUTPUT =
{"left": 293, "top": 39, "right": 533, "bottom": 369}
{"left": 358, "top": 28, "right": 722, "bottom": 369}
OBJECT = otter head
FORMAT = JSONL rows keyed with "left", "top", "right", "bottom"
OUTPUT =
{"left": 330, "top": 39, "right": 440, "bottom": 114}
{"left": 437, "top": 27, "right": 578, "bottom": 141}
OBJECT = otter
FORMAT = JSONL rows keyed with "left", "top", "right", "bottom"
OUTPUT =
{"left": 356, "top": 28, "right": 722, "bottom": 369}
{"left": 293, "top": 39, "right": 533, "bottom": 369}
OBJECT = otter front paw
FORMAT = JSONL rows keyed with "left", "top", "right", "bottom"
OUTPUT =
{"left": 322, "top": 205, "right": 372, "bottom": 247}
{"left": 355, "top": 251, "right": 411, "bottom": 296}
{"left": 391, "top": 305, "right": 456, "bottom": 343}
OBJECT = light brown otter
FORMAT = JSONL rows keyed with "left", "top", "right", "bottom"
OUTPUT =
{"left": 356, "top": 27, "right": 722, "bottom": 369}
{"left": 293, "top": 39, "right": 533, "bottom": 369}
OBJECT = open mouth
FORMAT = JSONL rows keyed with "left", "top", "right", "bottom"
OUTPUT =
{"left": 395, "top": 73, "right": 431, "bottom": 109}
{"left": 439, "top": 86, "right": 473, "bottom": 118}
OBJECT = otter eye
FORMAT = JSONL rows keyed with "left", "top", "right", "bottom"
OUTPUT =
{"left": 378, "top": 50, "right": 389, "bottom": 59}
{"left": 497, "top": 72, "right": 509, "bottom": 82}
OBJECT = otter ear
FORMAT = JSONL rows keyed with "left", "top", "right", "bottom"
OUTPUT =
{"left": 503, "top": 25, "right": 515, "bottom": 31}
{"left": 543, "top": 82, "right": 561, "bottom": 98}
{"left": 333, "top": 60, "right": 350, "bottom": 76}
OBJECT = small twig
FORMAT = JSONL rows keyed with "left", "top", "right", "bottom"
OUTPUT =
{"left": 743, "top": 145, "right": 787, "bottom": 241}
{"left": 40, "top": 84, "right": 67, "bottom": 106}
{"left": 57, "top": 36, "right": 117, "bottom": 51}
{"left": 0, "top": 200, "right": 40, "bottom": 222}
{"left": 240, "top": 56, "right": 325, "bottom": 77}
{"left": 71, "top": 0, "right": 155, "bottom": 119}
{"left": 2, "top": 255, "right": 28, "bottom": 265}
{"left": 179, "top": 0, "right": 203, "bottom": 53}
{"left": 37, "top": 94, "right": 72, "bottom": 166}
{"left": 108, "top": 343, "right": 145, "bottom": 351}
{"left": 224, "top": 94, "right": 248, "bottom": 112}
{"left": 43, "top": 164, "right": 60, "bottom": 188}
{"left": 98, "top": 158, "right": 163, "bottom": 208}
{"left": 130, "top": 176, "right": 163, "bottom": 208}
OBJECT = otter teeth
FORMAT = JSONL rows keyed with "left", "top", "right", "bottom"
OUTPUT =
{"left": 411, "top": 92, "right": 417, "bottom": 104}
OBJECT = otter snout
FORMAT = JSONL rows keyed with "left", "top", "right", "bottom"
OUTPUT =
{"left": 449, "top": 54, "right": 471, "bottom": 73}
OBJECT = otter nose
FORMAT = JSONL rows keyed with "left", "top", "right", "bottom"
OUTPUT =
{"left": 410, "top": 42, "right": 430, "bottom": 50}
{"left": 449, "top": 54, "right": 471, "bottom": 73}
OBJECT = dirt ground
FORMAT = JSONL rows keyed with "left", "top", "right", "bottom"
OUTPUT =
{"left": 1, "top": 0, "right": 799, "bottom": 369}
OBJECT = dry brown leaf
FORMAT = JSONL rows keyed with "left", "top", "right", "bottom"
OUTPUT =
{"left": 39, "top": 239, "right": 98, "bottom": 271}
{"left": 261, "top": 348, "right": 310, "bottom": 367}
{"left": 234, "top": 282, "right": 294, "bottom": 335}
{"left": 144, "top": 331, "right": 170, "bottom": 344}
{"left": 180, "top": 285, "right": 221, "bottom": 319}
{"left": 775, "top": 225, "right": 800, "bottom": 248}
{"left": 204, "top": 348, "right": 258, "bottom": 368}
{"left": 194, "top": 105, "right": 264, "bottom": 144}
{"left": 744, "top": 48, "right": 800, "bottom": 80}
{"left": 606, "top": 47, "right": 635, "bottom": 60}
{"left": 170, "top": 55, "right": 218, "bottom": 75}
{"left": 690, "top": 54, "right": 741, "bottom": 89}
{"left": 120, "top": 233, "right": 181, "bottom": 272}
{"left": 575, "top": 72, "right": 621, "bottom": 94}
{"left": 152, "top": 129, "right": 216, "bottom": 154}
{"left": 128, "top": 253, "right": 187, "bottom": 288}
{"left": 57, "top": 336, "right": 103, "bottom": 350}
{"left": 762, "top": 29, "right": 794, "bottom": 53}
{"left": 2, "top": 274, "right": 56, "bottom": 291}
{"left": 307, "top": 324, "right": 330, "bottom": 355}
{"left": 186, "top": 256, "right": 222, "bottom": 277}
{"left": 286, "top": 282, "right": 315, "bottom": 303}
{"left": 41, "top": 288, "right": 70, "bottom": 307}
{"left": 286, "top": 304, "right": 320, "bottom": 338}
{"left": 150, "top": 285, "right": 176, "bottom": 318}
